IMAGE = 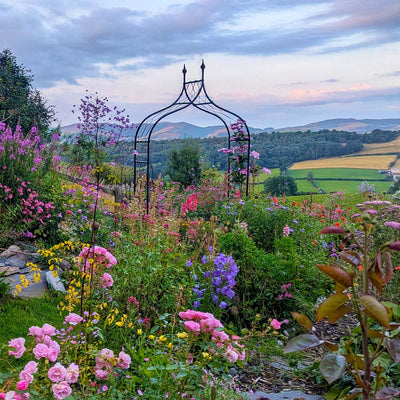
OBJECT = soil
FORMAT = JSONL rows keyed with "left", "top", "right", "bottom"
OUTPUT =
{"left": 237, "top": 313, "right": 359, "bottom": 395}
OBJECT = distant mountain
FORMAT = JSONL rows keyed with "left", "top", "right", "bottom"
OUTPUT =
{"left": 277, "top": 118, "right": 400, "bottom": 133}
{"left": 60, "top": 118, "right": 400, "bottom": 140}
{"left": 60, "top": 122, "right": 269, "bottom": 140}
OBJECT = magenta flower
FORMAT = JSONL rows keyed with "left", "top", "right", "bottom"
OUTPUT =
{"left": 16, "top": 381, "right": 28, "bottom": 391}
{"left": 385, "top": 221, "right": 400, "bottom": 229}
{"left": 270, "top": 319, "right": 281, "bottom": 330}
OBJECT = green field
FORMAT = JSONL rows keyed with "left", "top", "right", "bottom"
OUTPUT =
{"left": 296, "top": 179, "right": 320, "bottom": 193}
{"left": 288, "top": 168, "right": 389, "bottom": 180}
{"left": 315, "top": 180, "right": 392, "bottom": 194}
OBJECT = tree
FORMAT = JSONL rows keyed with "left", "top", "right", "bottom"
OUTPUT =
{"left": 167, "top": 141, "right": 202, "bottom": 187}
{"left": 0, "top": 49, "right": 54, "bottom": 136}
{"left": 264, "top": 176, "right": 298, "bottom": 196}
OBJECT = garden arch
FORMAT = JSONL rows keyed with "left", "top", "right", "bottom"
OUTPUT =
{"left": 133, "top": 61, "right": 251, "bottom": 213}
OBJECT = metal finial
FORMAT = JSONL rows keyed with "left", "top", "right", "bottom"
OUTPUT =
{"left": 200, "top": 59, "right": 205, "bottom": 70}
{"left": 182, "top": 64, "right": 187, "bottom": 75}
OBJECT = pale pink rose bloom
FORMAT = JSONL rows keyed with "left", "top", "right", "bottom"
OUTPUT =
{"left": 51, "top": 381, "right": 72, "bottom": 400}
{"left": 212, "top": 330, "right": 230, "bottom": 342}
{"left": 33, "top": 343, "right": 49, "bottom": 359}
{"left": 42, "top": 324, "right": 56, "bottom": 336}
{"left": 94, "top": 368, "right": 110, "bottom": 380}
{"left": 19, "top": 371, "right": 33, "bottom": 384}
{"left": 184, "top": 321, "right": 201, "bottom": 332}
{"left": 28, "top": 326, "right": 43, "bottom": 338}
{"left": 200, "top": 316, "right": 223, "bottom": 331}
{"left": 23, "top": 361, "right": 38, "bottom": 374}
{"left": 223, "top": 346, "right": 239, "bottom": 363}
{"left": 47, "top": 347, "right": 60, "bottom": 363}
{"left": 237, "top": 349, "right": 246, "bottom": 360}
{"left": 16, "top": 381, "right": 28, "bottom": 391}
{"left": 262, "top": 167, "right": 271, "bottom": 174}
{"left": 99, "top": 348, "right": 114, "bottom": 360}
{"left": 117, "top": 352, "right": 131, "bottom": 369}
{"left": 8, "top": 338, "right": 26, "bottom": 359}
{"left": 65, "top": 313, "right": 83, "bottom": 325}
{"left": 48, "top": 363, "right": 67, "bottom": 383}
{"left": 4, "top": 391, "right": 17, "bottom": 400}
{"left": 100, "top": 273, "right": 113, "bottom": 288}
{"left": 65, "top": 363, "right": 79, "bottom": 383}
{"left": 270, "top": 319, "right": 281, "bottom": 330}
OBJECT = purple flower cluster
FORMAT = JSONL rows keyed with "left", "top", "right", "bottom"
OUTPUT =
{"left": 192, "top": 250, "right": 239, "bottom": 310}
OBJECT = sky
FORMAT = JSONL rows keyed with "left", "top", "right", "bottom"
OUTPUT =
{"left": 1, "top": 0, "right": 400, "bottom": 129}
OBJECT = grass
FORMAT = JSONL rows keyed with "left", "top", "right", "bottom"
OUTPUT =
{"left": 290, "top": 155, "right": 396, "bottom": 170}
{"left": 0, "top": 295, "right": 63, "bottom": 343}
{"left": 358, "top": 137, "right": 400, "bottom": 155}
{"left": 288, "top": 168, "right": 389, "bottom": 180}
{"left": 316, "top": 180, "right": 392, "bottom": 194}
{"left": 296, "top": 180, "right": 319, "bottom": 193}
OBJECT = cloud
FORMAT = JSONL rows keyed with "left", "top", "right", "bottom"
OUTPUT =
{"left": 2, "top": 0, "right": 399, "bottom": 89}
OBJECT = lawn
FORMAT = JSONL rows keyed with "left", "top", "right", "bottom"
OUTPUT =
{"left": 296, "top": 179, "right": 320, "bottom": 193}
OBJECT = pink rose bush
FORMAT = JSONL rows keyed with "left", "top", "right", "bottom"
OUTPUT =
{"left": 179, "top": 310, "right": 245, "bottom": 363}
{"left": 8, "top": 338, "right": 26, "bottom": 359}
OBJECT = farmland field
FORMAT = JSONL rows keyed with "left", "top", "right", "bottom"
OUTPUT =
{"left": 296, "top": 179, "right": 319, "bottom": 193}
{"left": 288, "top": 168, "right": 389, "bottom": 180}
{"left": 290, "top": 154, "right": 396, "bottom": 170}
{"left": 357, "top": 136, "right": 400, "bottom": 155}
{"left": 316, "top": 180, "right": 392, "bottom": 194}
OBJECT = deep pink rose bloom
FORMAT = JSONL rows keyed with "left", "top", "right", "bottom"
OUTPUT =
{"left": 51, "top": 382, "right": 72, "bottom": 400}
{"left": 270, "top": 319, "right": 281, "bottom": 330}
{"left": 48, "top": 363, "right": 67, "bottom": 383}
{"left": 65, "top": 363, "right": 79, "bottom": 384}
{"left": 65, "top": 313, "right": 83, "bottom": 325}
{"left": 33, "top": 343, "right": 49, "bottom": 359}
{"left": 18, "top": 371, "right": 33, "bottom": 384}
{"left": 42, "top": 324, "right": 56, "bottom": 336}
{"left": 117, "top": 351, "right": 131, "bottom": 369}
{"left": 8, "top": 338, "right": 26, "bottom": 359}
{"left": 23, "top": 361, "right": 38, "bottom": 374}
{"left": 16, "top": 381, "right": 28, "bottom": 391}
{"left": 184, "top": 321, "right": 200, "bottom": 332}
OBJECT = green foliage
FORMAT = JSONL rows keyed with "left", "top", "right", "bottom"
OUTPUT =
{"left": 0, "top": 271, "right": 10, "bottom": 301}
{"left": 166, "top": 141, "right": 202, "bottom": 187}
{"left": 264, "top": 175, "right": 298, "bottom": 196}
{"left": 0, "top": 49, "right": 54, "bottom": 136}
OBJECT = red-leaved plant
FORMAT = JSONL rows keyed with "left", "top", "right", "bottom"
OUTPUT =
{"left": 284, "top": 200, "right": 400, "bottom": 400}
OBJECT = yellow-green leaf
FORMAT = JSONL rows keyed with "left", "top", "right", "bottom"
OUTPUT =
{"left": 317, "top": 293, "right": 349, "bottom": 322}
{"left": 316, "top": 265, "right": 353, "bottom": 288}
{"left": 328, "top": 305, "right": 352, "bottom": 324}
{"left": 359, "top": 295, "right": 390, "bottom": 328}
{"left": 291, "top": 312, "right": 313, "bottom": 331}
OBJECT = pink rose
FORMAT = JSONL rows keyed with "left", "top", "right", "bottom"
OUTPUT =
{"left": 4, "top": 392, "right": 17, "bottom": 400}
{"left": 211, "top": 330, "right": 230, "bottom": 342}
{"left": 117, "top": 352, "right": 131, "bottom": 369}
{"left": 51, "top": 382, "right": 72, "bottom": 400}
{"left": 16, "top": 381, "right": 28, "bottom": 391}
{"left": 270, "top": 319, "right": 281, "bottom": 330}
{"left": 100, "top": 273, "right": 113, "bottom": 288}
{"left": 28, "top": 326, "right": 43, "bottom": 341}
{"left": 184, "top": 321, "right": 200, "bottom": 332}
{"left": 47, "top": 342, "right": 60, "bottom": 362}
{"left": 33, "top": 343, "right": 49, "bottom": 359}
{"left": 23, "top": 361, "right": 38, "bottom": 374}
{"left": 65, "top": 363, "right": 79, "bottom": 384}
{"left": 41, "top": 324, "right": 56, "bottom": 336}
{"left": 48, "top": 363, "right": 67, "bottom": 383}
{"left": 94, "top": 367, "right": 110, "bottom": 380}
{"left": 8, "top": 338, "right": 26, "bottom": 359}
{"left": 99, "top": 348, "right": 114, "bottom": 360}
{"left": 64, "top": 313, "right": 83, "bottom": 325}
{"left": 18, "top": 371, "right": 33, "bottom": 384}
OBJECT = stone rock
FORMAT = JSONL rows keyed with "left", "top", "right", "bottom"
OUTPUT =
{"left": 244, "top": 390, "right": 323, "bottom": 400}
{"left": 6, "top": 271, "right": 48, "bottom": 298}
{"left": 60, "top": 260, "right": 72, "bottom": 270}
{"left": 5, "top": 254, "right": 29, "bottom": 269}
{"left": 1, "top": 245, "right": 21, "bottom": 258}
{"left": 0, "top": 266, "right": 20, "bottom": 276}
{"left": 46, "top": 271, "right": 66, "bottom": 293}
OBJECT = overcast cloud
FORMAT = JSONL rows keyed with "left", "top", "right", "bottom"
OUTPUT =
{"left": 1, "top": 0, "right": 400, "bottom": 127}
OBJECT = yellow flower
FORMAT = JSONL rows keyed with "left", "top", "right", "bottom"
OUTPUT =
{"left": 202, "top": 352, "right": 211, "bottom": 360}
{"left": 167, "top": 342, "right": 172, "bottom": 349}
{"left": 177, "top": 332, "right": 188, "bottom": 339}
{"left": 137, "top": 329, "right": 143, "bottom": 335}
{"left": 158, "top": 335, "right": 167, "bottom": 342}
{"left": 148, "top": 335, "right": 155, "bottom": 340}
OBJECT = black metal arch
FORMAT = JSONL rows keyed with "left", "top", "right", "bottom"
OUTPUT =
{"left": 133, "top": 61, "right": 251, "bottom": 213}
